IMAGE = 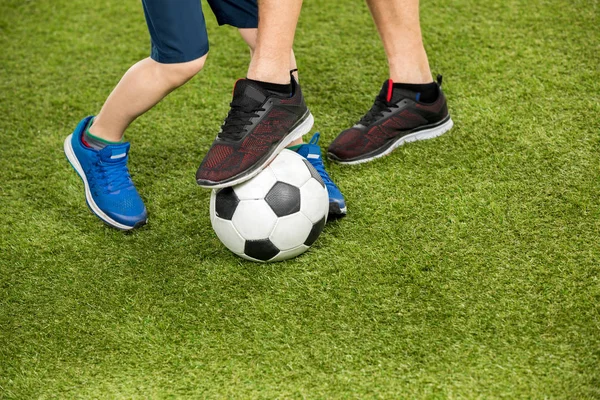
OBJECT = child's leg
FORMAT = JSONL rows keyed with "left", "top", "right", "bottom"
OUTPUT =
{"left": 91, "top": 56, "right": 207, "bottom": 142}
{"left": 65, "top": 0, "right": 210, "bottom": 230}
{"left": 90, "top": 0, "right": 211, "bottom": 142}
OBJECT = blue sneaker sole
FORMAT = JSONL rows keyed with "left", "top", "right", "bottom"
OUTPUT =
{"left": 64, "top": 134, "right": 147, "bottom": 231}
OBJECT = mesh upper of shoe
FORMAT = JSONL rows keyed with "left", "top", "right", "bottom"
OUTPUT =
{"left": 85, "top": 144, "right": 145, "bottom": 216}
{"left": 328, "top": 81, "right": 447, "bottom": 160}
{"left": 197, "top": 79, "right": 306, "bottom": 183}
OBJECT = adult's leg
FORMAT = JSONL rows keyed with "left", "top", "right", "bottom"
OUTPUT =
{"left": 238, "top": 28, "right": 302, "bottom": 146}
{"left": 328, "top": 0, "right": 452, "bottom": 164}
{"left": 238, "top": 28, "right": 298, "bottom": 82}
{"left": 245, "top": 1, "right": 303, "bottom": 84}
{"left": 234, "top": 14, "right": 346, "bottom": 218}
{"left": 366, "top": 0, "right": 432, "bottom": 84}
{"left": 196, "top": 0, "right": 312, "bottom": 188}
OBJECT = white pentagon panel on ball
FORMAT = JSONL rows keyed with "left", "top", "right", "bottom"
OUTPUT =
{"left": 269, "top": 149, "right": 311, "bottom": 187}
{"left": 269, "top": 212, "right": 313, "bottom": 251}
{"left": 233, "top": 167, "right": 277, "bottom": 201}
{"left": 300, "top": 178, "right": 329, "bottom": 223}
{"left": 269, "top": 245, "right": 310, "bottom": 262}
{"left": 232, "top": 200, "right": 278, "bottom": 240}
{"left": 211, "top": 217, "right": 245, "bottom": 254}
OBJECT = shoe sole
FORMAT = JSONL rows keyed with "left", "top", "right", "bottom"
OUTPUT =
{"left": 197, "top": 111, "right": 314, "bottom": 189}
{"left": 328, "top": 202, "right": 347, "bottom": 220}
{"left": 329, "top": 117, "right": 453, "bottom": 165}
{"left": 64, "top": 134, "right": 146, "bottom": 231}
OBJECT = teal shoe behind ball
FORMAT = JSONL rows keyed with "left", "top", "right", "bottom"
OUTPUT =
{"left": 296, "top": 133, "right": 347, "bottom": 219}
{"left": 64, "top": 116, "right": 147, "bottom": 230}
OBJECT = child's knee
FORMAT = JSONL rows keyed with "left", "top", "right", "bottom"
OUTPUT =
{"left": 238, "top": 28, "right": 257, "bottom": 53}
{"left": 160, "top": 54, "right": 208, "bottom": 87}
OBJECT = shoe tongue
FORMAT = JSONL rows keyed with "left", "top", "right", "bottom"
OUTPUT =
{"left": 99, "top": 142, "right": 130, "bottom": 162}
{"left": 378, "top": 80, "right": 420, "bottom": 103}
{"left": 296, "top": 142, "right": 322, "bottom": 161}
{"left": 232, "top": 79, "right": 267, "bottom": 108}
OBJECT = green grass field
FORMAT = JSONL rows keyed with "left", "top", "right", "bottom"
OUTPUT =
{"left": 1, "top": 0, "right": 599, "bottom": 398}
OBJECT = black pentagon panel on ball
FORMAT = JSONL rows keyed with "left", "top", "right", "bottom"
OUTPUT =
{"left": 302, "top": 159, "right": 325, "bottom": 188}
{"left": 265, "top": 181, "right": 301, "bottom": 217}
{"left": 304, "top": 216, "right": 326, "bottom": 246}
{"left": 215, "top": 187, "right": 239, "bottom": 220}
{"left": 245, "top": 239, "right": 280, "bottom": 261}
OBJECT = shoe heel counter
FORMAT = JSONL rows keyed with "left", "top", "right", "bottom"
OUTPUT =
{"left": 70, "top": 116, "right": 98, "bottom": 163}
{"left": 75, "top": 115, "right": 94, "bottom": 137}
{"left": 291, "top": 76, "right": 306, "bottom": 105}
{"left": 437, "top": 88, "right": 450, "bottom": 119}
{"left": 72, "top": 116, "right": 94, "bottom": 145}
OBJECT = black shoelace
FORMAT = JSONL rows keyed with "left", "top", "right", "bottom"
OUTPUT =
{"left": 358, "top": 95, "right": 399, "bottom": 126}
{"left": 219, "top": 102, "right": 265, "bottom": 141}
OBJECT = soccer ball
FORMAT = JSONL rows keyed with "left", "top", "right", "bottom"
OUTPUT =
{"left": 210, "top": 149, "right": 329, "bottom": 262}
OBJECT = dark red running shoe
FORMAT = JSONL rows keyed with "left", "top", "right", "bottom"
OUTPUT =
{"left": 196, "top": 77, "right": 313, "bottom": 188}
{"left": 328, "top": 76, "right": 453, "bottom": 164}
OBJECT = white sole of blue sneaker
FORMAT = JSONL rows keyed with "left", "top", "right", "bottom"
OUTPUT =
{"left": 198, "top": 111, "right": 314, "bottom": 189}
{"left": 64, "top": 134, "right": 144, "bottom": 230}
{"left": 332, "top": 117, "right": 454, "bottom": 165}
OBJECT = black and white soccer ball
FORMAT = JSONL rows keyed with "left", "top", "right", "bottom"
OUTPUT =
{"left": 210, "top": 149, "right": 329, "bottom": 262}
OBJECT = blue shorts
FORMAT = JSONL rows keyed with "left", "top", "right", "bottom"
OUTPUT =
{"left": 142, "top": 0, "right": 258, "bottom": 64}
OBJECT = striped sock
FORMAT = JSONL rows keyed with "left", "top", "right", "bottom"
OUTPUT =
{"left": 82, "top": 118, "right": 121, "bottom": 150}
{"left": 287, "top": 144, "right": 303, "bottom": 152}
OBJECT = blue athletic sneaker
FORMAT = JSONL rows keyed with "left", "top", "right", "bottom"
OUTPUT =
{"left": 64, "top": 116, "right": 148, "bottom": 230}
{"left": 296, "top": 133, "right": 347, "bottom": 218}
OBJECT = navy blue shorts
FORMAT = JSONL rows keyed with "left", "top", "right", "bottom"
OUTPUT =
{"left": 142, "top": 0, "right": 258, "bottom": 64}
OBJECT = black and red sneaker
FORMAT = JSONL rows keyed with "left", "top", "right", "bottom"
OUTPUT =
{"left": 196, "top": 77, "right": 313, "bottom": 188}
{"left": 327, "top": 76, "right": 453, "bottom": 164}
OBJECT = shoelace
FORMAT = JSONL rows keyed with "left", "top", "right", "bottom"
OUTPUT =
{"left": 358, "top": 95, "right": 398, "bottom": 126}
{"left": 307, "top": 154, "right": 335, "bottom": 188}
{"left": 220, "top": 102, "right": 265, "bottom": 141}
{"left": 96, "top": 157, "right": 132, "bottom": 193}
{"left": 303, "top": 133, "right": 335, "bottom": 188}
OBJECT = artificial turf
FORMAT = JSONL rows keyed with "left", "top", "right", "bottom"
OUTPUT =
{"left": 1, "top": 0, "right": 599, "bottom": 398}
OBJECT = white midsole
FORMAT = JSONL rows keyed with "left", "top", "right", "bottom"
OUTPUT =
{"left": 64, "top": 134, "right": 139, "bottom": 230}
{"left": 336, "top": 118, "right": 454, "bottom": 165}
{"left": 200, "top": 112, "right": 315, "bottom": 189}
